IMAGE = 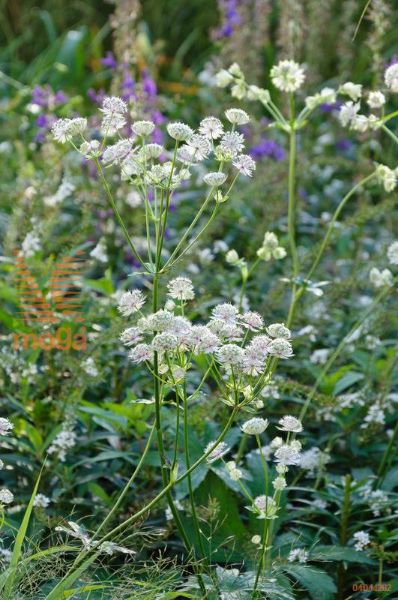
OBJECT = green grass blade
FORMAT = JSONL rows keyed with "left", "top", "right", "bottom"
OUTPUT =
{"left": 2, "top": 467, "right": 43, "bottom": 599}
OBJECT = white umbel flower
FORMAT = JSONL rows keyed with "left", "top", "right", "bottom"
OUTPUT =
{"left": 266, "top": 323, "right": 291, "bottom": 339}
{"left": 199, "top": 117, "right": 224, "bottom": 139}
{"left": 339, "top": 82, "right": 362, "bottom": 101}
{"left": 225, "top": 108, "right": 250, "bottom": 125}
{"left": 278, "top": 415, "right": 303, "bottom": 433}
{"left": 167, "top": 277, "right": 195, "bottom": 301}
{"left": 205, "top": 441, "right": 230, "bottom": 463}
{"left": 0, "top": 489, "right": 14, "bottom": 505}
{"left": 387, "top": 241, "right": 398, "bottom": 264}
{"left": 288, "top": 548, "right": 309, "bottom": 563}
{"left": 270, "top": 60, "right": 305, "bottom": 92}
{"left": 232, "top": 154, "right": 256, "bottom": 176}
{"left": 128, "top": 344, "right": 153, "bottom": 364}
{"left": 273, "top": 476, "right": 287, "bottom": 490}
{"left": 367, "top": 91, "right": 386, "bottom": 109}
{"left": 225, "top": 460, "right": 243, "bottom": 481}
{"left": 338, "top": 102, "right": 360, "bottom": 127}
{"left": 203, "top": 172, "right": 227, "bottom": 187}
{"left": 118, "top": 290, "right": 145, "bottom": 316}
{"left": 52, "top": 118, "right": 87, "bottom": 143}
{"left": 274, "top": 444, "right": 301, "bottom": 465}
{"left": 241, "top": 417, "right": 269, "bottom": 435}
{"left": 0, "top": 418, "right": 13, "bottom": 436}
{"left": 268, "top": 338, "right": 293, "bottom": 359}
{"left": 377, "top": 165, "right": 397, "bottom": 192}
{"left": 385, "top": 63, "right": 398, "bottom": 92}
{"left": 101, "top": 97, "right": 127, "bottom": 115}
{"left": 252, "top": 495, "right": 278, "bottom": 519}
{"left": 33, "top": 494, "right": 51, "bottom": 508}
{"left": 167, "top": 122, "right": 194, "bottom": 141}
{"left": 187, "top": 134, "right": 211, "bottom": 160}
{"left": 352, "top": 531, "right": 370, "bottom": 551}
{"left": 219, "top": 131, "right": 245, "bottom": 157}
{"left": 132, "top": 120, "right": 155, "bottom": 136}
{"left": 369, "top": 267, "right": 393, "bottom": 288}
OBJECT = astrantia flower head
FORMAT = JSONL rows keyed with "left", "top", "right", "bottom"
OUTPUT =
{"left": 339, "top": 102, "right": 360, "bottom": 127}
{"left": 102, "top": 139, "right": 133, "bottom": 166}
{"left": 79, "top": 140, "right": 101, "bottom": 158}
{"left": 252, "top": 495, "right": 278, "bottom": 519}
{"left": 225, "top": 460, "right": 243, "bottom": 481}
{"left": 199, "top": 116, "right": 224, "bottom": 139}
{"left": 211, "top": 303, "right": 238, "bottom": 324}
{"left": 203, "top": 172, "right": 227, "bottom": 187}
{"left": 377, "top": 165, "right": 397, "bottom": 192}
{"left": 187, "top": 134, "right": 211, "bottom": 160}
{"left": 205, "top": 441, "right": 230, "bottom": 463}
{"left": 232, "top": 154, "right": 256, "bottom": 176}
{"left": 273, "top": 476, "right": 287, "bottom": 490}
{"left": 167, "top": 277, "right": 195, "bottom": 301}
{"left": 369, "top": 267, "right": 393, "bottom": 288}
{"left": 118, "top": 290, "right": 145, "bottom": 316}
{"left": 225, "top": 108, "right": 250, "bottom": 125}
{"left": 167, "top": 122, "right": 194, "bottom": 141}
{"left": 216, "top": 344, "right": 245, "bottom": 368}
{"left": 52, "top": 118, "right": 87, "bottom": 143}
{"left": 0, "top": 418, "right": 13, "bottom": 436}
{"left": 274, "top": 444, "right": 301, "bottom": 466}
{"left": 139, "top": 143, "right": 164, "bottom": 159}
{"left": 120, "top": 327, "right": 143, "bottom": 347}
{"left": 266, "top": 323, "right": 291, "bottom": 339}
{"left": 387, "top": 241, "right": 398, "bottom": 265}
{"left": 339, "top": 82, "right": 362, "bottom": 101}
{"left": 0, "top": 489, "right": 14, "bottom": 505}
{"left": 270, "top": 60, "right": 305, "bottom": 93}
{"left": 239, "top": 311, "right": 264, "bottom": 331}
{"left": 128, "top": 343, "right": 153, "bottom": 364}
{"left": 101, "top": 97, "right": 127, "bottom": 115}
{"left": 367, "top": 91, "right": 385, "bottom": 109}
{"left": 132, "top": 120, "right": 155, "bottom": 136}
{"left": 268, "top": 338, "right": 293, "bottom": 358}
{"left": 241, "top": 417, "right": 269, "bottom": 435}
{"left": 219, "top": 131, "right": 245, "bottom": 158}
{"left": 385, "top": 63, "right": 398, "bottom": 92}
{"left": 152, "top": 332, "right": 179, "bottom": 352}
{"left": 278, "top": 415, "right": 303, "bottom": 433}
{"left": 33, "top": 494, "right": 51, "bottom": 508}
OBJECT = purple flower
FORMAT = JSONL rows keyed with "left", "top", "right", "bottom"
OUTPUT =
{"left": 122, "top": 72, "right": 135, "bottom": 101}
{"left": 142, "top": 69, "right": 157, "bottom": 97}
{"left": 36, "top": 114, "right": 49, "bottom": 128}
{"left": 54, "top": 90, "right": 67, "bottom": 105}
{"left": 31, "top": 86, "right": 47, "bottom": 107}
{"left": 88, "top": 88, "right": 106, "bottom": 105}
{"left": 336, "top": 139, "right": 353, "bottom": 151}
{"left": 249, "top": 138, "right": 285, "bottom": 161}
{"left": 319, "top": 101, "right": 341, "bottom": 113}
{"left": 101, "top": 51, "right": 117, "bottom": 69}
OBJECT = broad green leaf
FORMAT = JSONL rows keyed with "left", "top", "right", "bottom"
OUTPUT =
{"left": 281, "top": 565, "right": 337, "bottom": 600}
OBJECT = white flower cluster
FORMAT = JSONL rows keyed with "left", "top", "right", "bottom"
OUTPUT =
{"left": 369, "top": 267, "right": 393, "bottom": 288}
{"left": 270, "top": 60, "right": 306, "bottom": 93}
{"left": 0, "top": 417, "right": 14, "bottom": 507}
{"left": 299, "top": 447, "right": 330, "bottom": 477}
{"left": 47, "top": 427, "right": 77, "bottom": 462}
{"left": 52, "top": 97, "right": 256, "bottom": 197}
{"left": 377, "top": 165, "right": 398, "bottom": 193}
{"left": 352, "top": 530, "right": 370, "bottom": 552}
{"left": 119, "top": 282, "right": 294, "bottom": 377}
{"left": 288, "top": 548, "right": 309, "bottom": 563}
{"left": 257, "top": 232, "right": 286, "bottom": 261}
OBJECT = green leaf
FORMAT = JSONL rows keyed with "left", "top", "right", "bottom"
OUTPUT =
{"left": 310, "top": 545, "right": 375, "bottom": 564}
{"left": 2, "top": 468, "right": 43, "bottom": 599}
{"left": 281, "top": 565, "right": 337, "bottom": 600}
{"left": 333, "top": 371, "right": 364, "bottom": 396}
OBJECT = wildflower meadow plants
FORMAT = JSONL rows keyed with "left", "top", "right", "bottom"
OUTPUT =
{"left": 1, "top": 5, "right": 398, "bottom": 598}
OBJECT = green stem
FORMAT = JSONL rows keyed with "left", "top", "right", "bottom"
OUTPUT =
{"left": 337, "top": 474, "right": 352, "bottom": 600}
{"left": 94, "top": 158, "right": 146, "bottom": 270}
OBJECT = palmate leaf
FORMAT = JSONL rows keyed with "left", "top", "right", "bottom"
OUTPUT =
{"left": 310, "top": 544, "right": 375, "bottom": 564}
{"left": 280, "top": 564, "right": 337, "bottom": 600}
